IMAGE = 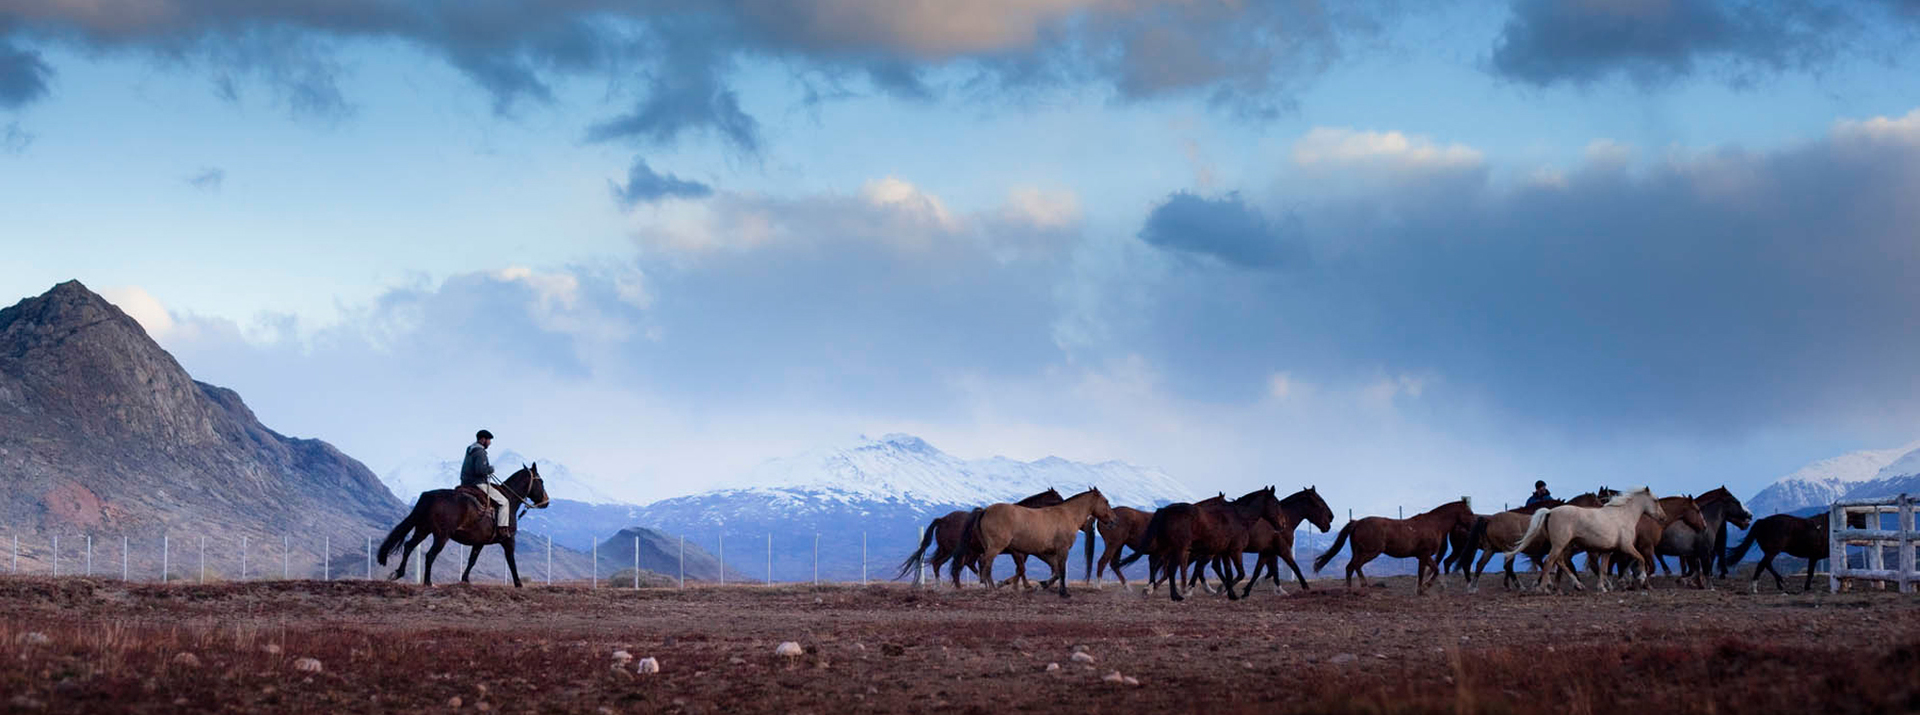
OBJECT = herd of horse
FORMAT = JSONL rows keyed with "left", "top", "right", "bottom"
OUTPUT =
{"left": 900, "top": 484, "right": 1842, "bottom": 599}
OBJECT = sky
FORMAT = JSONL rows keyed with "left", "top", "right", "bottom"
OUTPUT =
{"left": 4, "top": 0, "right": 1920, "bottom": 513}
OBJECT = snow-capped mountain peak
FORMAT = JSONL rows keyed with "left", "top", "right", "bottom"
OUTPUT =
{"left": 381, "top": 450, "right": 622, "bottom": 505}
{"left": 1747, "top": 440, "right": 1920, "bottom": 516}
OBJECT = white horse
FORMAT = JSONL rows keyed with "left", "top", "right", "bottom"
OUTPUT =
{"left": 1507, "top": 487, "right": 1666, "bottom": 593}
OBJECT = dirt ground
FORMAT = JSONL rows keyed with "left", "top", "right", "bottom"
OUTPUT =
{"left": 2, "top": 572, "right": 1917, "bottom": 714}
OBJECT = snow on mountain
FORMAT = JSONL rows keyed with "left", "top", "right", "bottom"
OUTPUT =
{"left": 381, "top": 450, "right": 623, "bottom": 506}
{"left": 628, "top": 434, "right": 1205, "bottom": 582}
{"left": 1747, "top": 441, "right": 1920, "bottom": 516}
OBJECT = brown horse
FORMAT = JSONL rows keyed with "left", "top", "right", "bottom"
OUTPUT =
{"left": 1237, "top": 487, "right": 1336, "bottom": 597}
{"left": 898, "top": 488, "right": 1062, "bottom": 585}
{"left": 974, "top": 488, "right": 1115, "bottom": 598}
{"left": 1313, "top": 499, "right": 1476, "bottom": 595}
{"left": 377, "top": 464, "right": 551, "bottom": 587}
{"left": 1725, "top": 513, "right": 1829, "bottom": 593}
{"left": 1653, "top": 487, "right": 1752, "bottom": 588}
{"left": 1137, "top": 487, "right": 1286, "bottom": 602}
{"left": 1087, "top": 506, "right": 1155, "bottom": 587}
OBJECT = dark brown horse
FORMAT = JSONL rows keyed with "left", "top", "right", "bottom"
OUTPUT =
{"left": 1087, "top": 506, "right": 1155, "bottom": 587}
{"left": 1313, "top": 499, "right": 1477, "bottom": 595}
{"left": 1236, "top": 487, "right": 1336, "bottom": 597}
{"left": 898, "top": 488, "right": 1062, "bottom": 585}
{"left": 377, "top": 464, "right": 550, "bottom": 587}
{"left": 1653, "top": 486, "right": 1752, "bottom": 588}
{"left": 1137, "top": 487, "right": 1286, "bottom": 602}
{"left": 1725, "top": 513, "right": 1829, "bottom": 593}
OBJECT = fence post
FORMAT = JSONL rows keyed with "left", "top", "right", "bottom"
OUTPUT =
{"left": 1829, "top": 501, "right": 1844, "bottom": 594}
{"left": 163, "top": 534, "right": 169, "bottom": 584}
{"left": 813, "top": 533, "right": 819, "bottom": 586}
{"left": 632, "top": 535, "right": 639, "bottom": 590}
{"left": 365, "top": 537, "right": 372, "bottom": 580}
{"left": 282, "top": 535, "right": 289, "bottom": 580}
{"left": 11, "top": 534, "right": 17, "bottom": 573}
{"left": 766, "top": 532, "right": 771, "bottom": 586}
{"left": 121, "top": 536, "right": 128, "bottom": 581}
{"left": 324, "top": 536, "right": 330, "bottom": 581}
{"left": 86, "top": 535, "right": 92, "bottom": 577}
{"left": 52, "top": 536, "right": 58, "bottom": 577}
{"left": 862, "top": 531, "right": 868, "bottom": 585}
{"left": 719, "top": 531, "right": 725, "bottom": 587}
{"left": 199, "top": 536, "right": 205, "bottom": 584}
{"left": 546, "top": 534, "right": 552, "bottom": 587}
{"left": 1901, "top": 494, "right": 1915, "bottom": 595}
{"left": 242, "top": 536, "right": 249, "bottom": 580}
{"left": 1398, "top": 506, "right": 1403, "bottom": 520}
{"left": 678, "top": 536, "right": 685, "bottom": 589}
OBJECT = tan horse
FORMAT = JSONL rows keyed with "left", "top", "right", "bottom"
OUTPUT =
{"left": 1510, "top": 487, "right": 1665, "bottom": 592}
{"left": 975, "top": 488, "right": 1115, "bottom": 598}
{"left": 1461, "top": 493, "right": 1608, "bottom": 592}
{"left": 1587, "top": 495, "right": 1706, "bottom": 588}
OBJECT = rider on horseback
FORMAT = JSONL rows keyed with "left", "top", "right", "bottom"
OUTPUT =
{"left": 461, "top": 429, "right": 514, "bottom": 539}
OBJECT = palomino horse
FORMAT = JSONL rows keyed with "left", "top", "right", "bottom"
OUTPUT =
{"left": 1087, "top": 506, "right": 1155, "bottom": 587}
{"left": 1459, "top": 492, "right": 1607, "bottom": 592}
{"left": 899, "top": 488, "right": 1062, "bottom": 585}
{"left": 1589, "top": 495, "right": 1706, "bottom": 588}
{"left": 1510, "top": 487, "right": 1665, "bottom": 592}
{"left": 1312, "top": 499, "right": 1477, "bottom": 595}
{"left": 1137, "top": 487, "right": 1286, "bottom": 602}
{"left": 1654, "top": 487, "right": 1752, "bottom": 588}
{"left": 1725, "top": 513, "right": 1829, "bottom": 593}
{"left": 1237, "top": 487, "right": 1336, "bottom": 597}
{"left": 974, "top": 488, "right": 1115, "bottom": 598}
{"left": 377, "top": 464, "right": 551, "bottom": 587}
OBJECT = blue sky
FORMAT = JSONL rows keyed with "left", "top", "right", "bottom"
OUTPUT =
{"left": 4, "top": 1, "right": 1919, "bottom": 511}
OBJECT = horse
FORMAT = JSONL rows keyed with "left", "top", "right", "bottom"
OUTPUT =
{"left": 973, "top": 488, "right": 1115, "bottom": 598}
{"left": 1458, "top": 492, "right": 1607, "bottom": 592}
{"left": 376, "top": 464, "right": 551, "bottom": 587}
{"left": 1236, "top": 487, "right": 1336, "bottom": 597}
{"left": 899, "top": 488, "right": 1062, "bottom": 585}
{"left": 1113, "top": 493, "right": 1226, "bottom": 595}
{"left": 949, "top": 490, "right": 1095, "bottom": 589}
{"left": 1725, "top": 513, "right": 1829, "bottom": 593}
{"left": 1509, "top": 487, "right": 1664, "bottom": 593}
{"left": 1653, "top": 487, "right": 1752, "bottom": 588}
{"left": 1312, "top": 499, "right": 1477, "bottom": 595}
{"left": 1135, "top": 487, "right": 1286, "bottom": 602}
{"left": 1588, "top": 495, "right": 1706, "bottom": 588}
{"left": 1087, "top": 506, "right": 1155, "bottom": 587}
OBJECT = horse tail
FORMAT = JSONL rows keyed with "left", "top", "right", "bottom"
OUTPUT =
{"left": 896, "top": 517, "right": 940, "bottom": 580}
{"left": 1119, "top": 509, "right": 1172, "bottom": 569}
{"left": 1713, "top": 519, "right": 1731, "bottom": 574}
{"left": 377, "top": 496, "right": 429, "bottom": 565}
{"left": 1506, "top": 509, "right": 1550, "bottom": 557}
{"left": 1454, "top": 516, "right": 1489, "bottom": 572}
{"left": 1083, "top": 519, "right": 1097, "bottom": 581}
{"left": 1312, "top": 521, "right": 1355, "bottom": 573}
{"left": 1725, "top": 524, "right": 1760, "bottom": 565}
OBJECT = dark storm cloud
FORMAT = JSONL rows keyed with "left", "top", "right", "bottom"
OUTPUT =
{"left": 0, "top": 1, "right": 1389, "bottom": 149}
{"left": 609, "top": 158, "right": 711, "bottom": 209}
{"left": 0, "top": 40, "right": 50, "bottom": 108}
{"left": 1138, "top": 192, "right": 1298, "bottom": 269}
{"left": 1487, "top": 0, "right": 1896, "bottom": 87}
{"left": 1128, "top": 114, "right": 1920, "bottom": 436}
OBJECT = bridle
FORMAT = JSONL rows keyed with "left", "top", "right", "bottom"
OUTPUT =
{"left": 490, "top": 468, "right": 550, "bottom": 527}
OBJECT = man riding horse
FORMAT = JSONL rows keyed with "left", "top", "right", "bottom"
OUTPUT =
{"left": 462, "top": 429, "right": 514, "bottom": 540}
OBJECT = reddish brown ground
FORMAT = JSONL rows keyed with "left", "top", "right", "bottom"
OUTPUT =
{"left": 2, "top": 574, "right": 1917, "bottom": 714}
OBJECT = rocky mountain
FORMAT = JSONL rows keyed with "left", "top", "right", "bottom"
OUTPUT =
{"left": 624, "top": 433, "right": 1207, "bottom": 582}
{"left": 1747, "top": 441, "right": 1920, "bottom": 517}
{"left": 0, "top": 281, "right": 602, "bottom": 583}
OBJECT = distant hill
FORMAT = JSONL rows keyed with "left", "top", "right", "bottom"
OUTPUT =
{"left": 1747, "top": 442, "right": 1920, "bottom": 517}
{"left": 0, "top": 281, "right": 598, "bottom": 583}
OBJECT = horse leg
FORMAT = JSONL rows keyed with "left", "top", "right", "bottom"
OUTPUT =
{"left": 1168, "top": 551, "right": 1188, "bottom": 602}
{"left": 1221, "top": 555, "right": 1244, "bottom": 601}
{"left": 422, "top": 533, "right": 448, "bottom": 587}
{"left": 1803, "top": 558, "right": 1818, "bottom": 594}
{"left": 1415, "top": 555, "right": 1434, "bottom": 595}
{"left": 1761, "top": 553, "right": 1786, "bottom": 592}
{"left": 1278, "top": 551, "right": 1307, "bottom": 592}
{"left": 500, "top": 538, "right": 523, "bottom": 588}
{"left": 461, "top": 542, "right": 483, "bottom": 583}
{"left": 392, "top": 527, "right": 432, "bottom": 581}
{"left": 1242, "top": 556, "right": 1266, "bottom": 599}
{"left": 1052, "top": 553, "right": 1071, "bottom": 599}
{"left": 978, "top": 548, "right": 1001, "bottom": 589}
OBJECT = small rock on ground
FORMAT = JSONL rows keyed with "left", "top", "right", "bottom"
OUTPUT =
{"left": 637, "top": 657, "right": 660, "bottom": 674}
{"left": 775, "top": 642, "right": 804, "bottom": 657}
{"left": 1070, "top": 652, "right": 1095, "bottom": 664}
{"left": 293, "top": 657, "right": 323, "bottom": 673}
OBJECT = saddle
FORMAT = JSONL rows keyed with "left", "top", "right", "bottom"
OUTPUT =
{"left": 454, "top": 485, "right": 497, "bottom": 522}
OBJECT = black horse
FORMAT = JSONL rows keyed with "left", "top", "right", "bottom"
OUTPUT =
{"left": 377, "top": 464, "right": 551, "bottom": 586}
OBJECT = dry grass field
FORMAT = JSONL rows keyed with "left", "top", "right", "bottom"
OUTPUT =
{"left": 2, "top": 574, "right": 1917, "bottom": 714}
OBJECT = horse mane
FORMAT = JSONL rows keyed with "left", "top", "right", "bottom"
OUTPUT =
{"left": 1604, "top": 486, "right": 1653, "bottom": 507}
{"left": 1694, "top": 486, "right": 1735, "bottom": 504}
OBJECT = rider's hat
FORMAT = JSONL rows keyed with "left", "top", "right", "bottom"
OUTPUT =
{"left": 476, "top": 429, "right": 494, "bottom": 441}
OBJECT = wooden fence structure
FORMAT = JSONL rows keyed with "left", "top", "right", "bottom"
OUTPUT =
{"left": 1829, "top": 494, "right": 1917, "bottom": 594}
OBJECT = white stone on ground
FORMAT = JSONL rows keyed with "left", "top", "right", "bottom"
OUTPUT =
{"left": 775, "top": 642, "right": 804, "bottom": 657}
{"left": 293, "top": 657, "right": 323, "bottom": 673}
{"left": 637, "top": 657, "right": 660, "bottom": 674}
{"left": 1070, "top": 652, "right": 1095, "bottom": 664}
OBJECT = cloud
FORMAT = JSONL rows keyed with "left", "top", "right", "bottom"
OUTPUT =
{"left": 1291, "top": 127, "right": 1484, "bottom": 174}
{"left": 0, "top": 1, "right": 1390, "bottom": 149}
{"left": 1121, "top": 108, "right": 1920, "bottom": 439}
{"left": 610, "top": 158, "right": 712, "bottom": 209}
{"left": 185, "top": 167, "right": 224, "bottom": 191}
{"left": 1137, "top": 191, "right": 1297, "bottom": 269}
{"left": 0, "top": 120, "right": 29, "bottom": 153}
{"left": 100, "top": 285, "right": 176, "bottom": 340}
{"left": 1487, "top": 0, "right": 1884, "bottom": 88}
{"left": 0, "top": 40, "right": 51, "bottom": 108}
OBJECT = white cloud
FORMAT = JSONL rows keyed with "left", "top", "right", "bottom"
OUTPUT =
{"left": 100, "top": 285, "right": 175, "bottom": 340}
{"left": 1833, "top": 108, "right": 1920, "bottom": 146}
{"left": 1267, "top": 371, "right": 1295, "bottom": 400}
{"left": 1291, "top": 127, "right": 1484, "bottom": 174}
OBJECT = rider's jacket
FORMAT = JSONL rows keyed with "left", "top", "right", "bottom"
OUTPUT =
{"left": 460, "top": 442, "right": 495, "bottom": 487}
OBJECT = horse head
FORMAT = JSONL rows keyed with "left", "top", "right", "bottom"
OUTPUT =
{"left": 515, "top": 463, "right": 551, "bottom": 508}
{"left": 1288, "top": 486, "right": 1335, "bottom": 533}
{"left": 1234, "top": 486, "right": 1285, "bottom": 531}
{"left": 1081, "top": 487, "right": 1115, "bottom": 527}
{"left": 1612, "top": 486, "right": 1662, "bottom": 521}
{"left": 1676, "top": 496, "right": 1707, "bottom": 530}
